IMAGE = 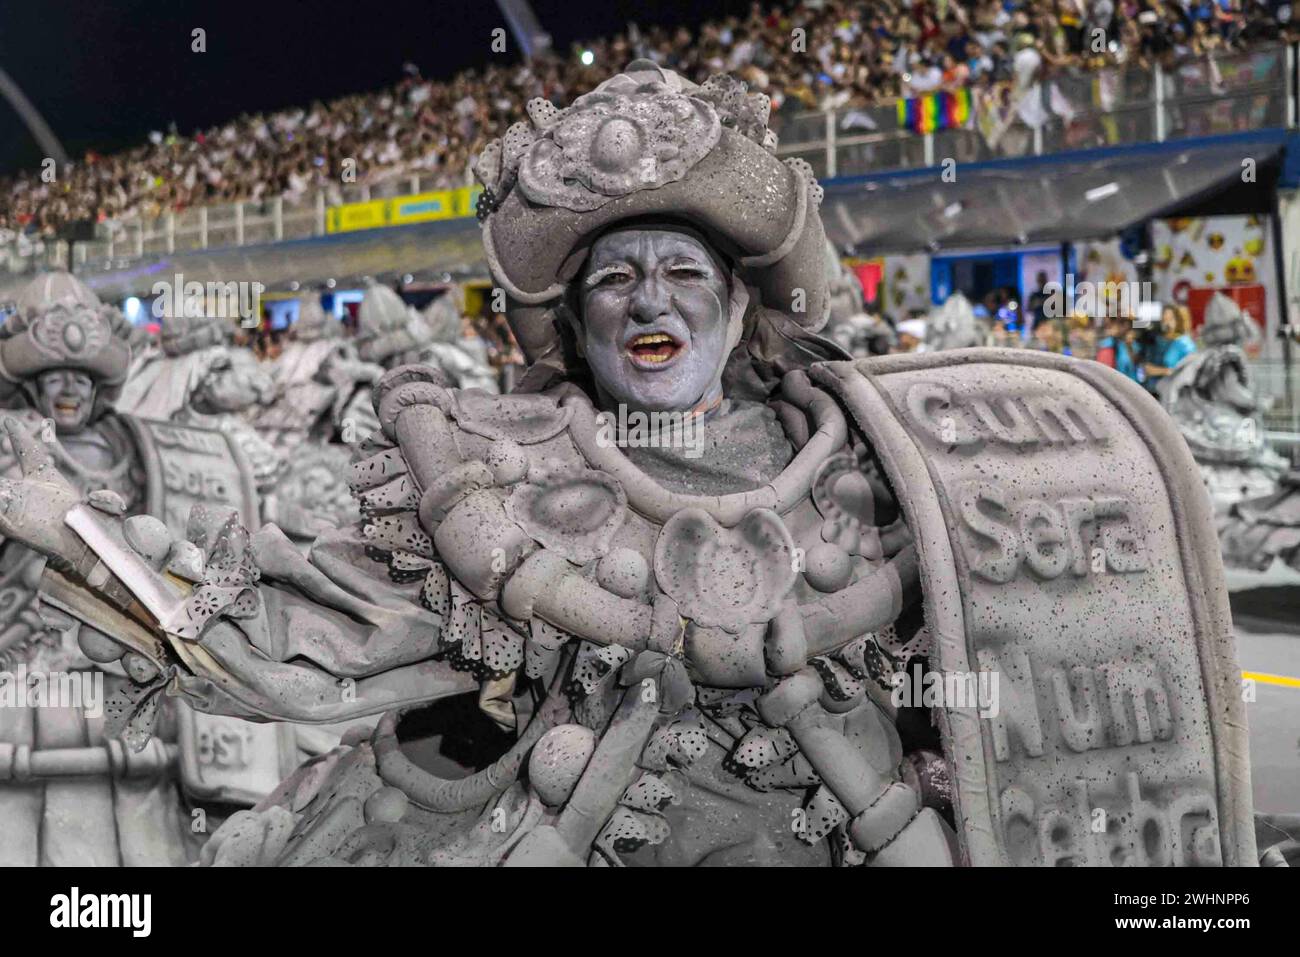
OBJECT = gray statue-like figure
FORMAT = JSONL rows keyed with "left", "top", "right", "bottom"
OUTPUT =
{"left": 250, "top": 295, "right": 374, "bottom": 539}
{"left": 356, "top": 282, "right": 500, "bottom": 394}
{"left": 116, "top": 313, "right": 284, "bottom": 491}
{"left": 419, "top": 285, "right": 501, "bottom": 395}
{"left": 118, "top": 311, "right": 358, "bottom": 544}
{"left": 256, "top": 294, "right": 380, "bottom": 451}
{"left": 1220, "top": 473, "right": 1300, "bottom": 574}
{"left": 926, "top": 293, "right": 989, "bottom": 352}
{"left": 1161, "top": 292, "right": 1287, "bottom": 514}
{"left": 0, "top": 65, "right": 1261, "bottom": 867}
{"left": 337, "top": 283, "right": 435, "bottom": 446}
{"left": 0, "top": 275, "right": 337, "bottom": 866}
{"left": 822, "top": 243, "right": 894, "bottom": 357}
{"left": 337, "top": 282, "right": 501, "bottom": 448}
{"left": 0, "top": 274, "right": 195, "bottom": 865}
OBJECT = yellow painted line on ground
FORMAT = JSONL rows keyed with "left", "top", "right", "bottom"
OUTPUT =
{"left": 1242, "top": 670, "right": 1300, "bottom": 689}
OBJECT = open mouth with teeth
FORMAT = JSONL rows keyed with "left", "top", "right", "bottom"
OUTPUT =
{"left": 624, "top": 332, "right": 685, "bottom": 369}
{"left": 53, "top": 397, "right": 82, "bottom": 417}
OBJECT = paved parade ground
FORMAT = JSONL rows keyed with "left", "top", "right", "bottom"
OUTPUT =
{"left": 1238, "top": 624, "right": 1300, "bottom": 814}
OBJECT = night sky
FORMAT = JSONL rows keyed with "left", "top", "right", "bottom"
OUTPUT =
{"left": 0, "top": 0, "right": 748, "bottom": 176}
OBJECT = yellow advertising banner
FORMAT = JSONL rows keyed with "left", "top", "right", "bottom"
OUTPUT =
{"left": 326, "top": 186, "right": 483, "bottom": 234}
{"left": 326, "top": 199, "right": 388, "bottom": 234}
{"left": 390, "top": 191, "right": 455, "bottom": 225}
{"left": 453, "top": 185, "right": 482, "bottom": 217}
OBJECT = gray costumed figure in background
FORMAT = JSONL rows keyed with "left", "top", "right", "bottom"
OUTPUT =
{"left": 120, "top": 312, "right": 358, "bottom": 543}
{"left": 116, "top": 314, "right": 282, "bottom": 490}
{"left": 343, "top": 282, "right": 501, "bottom": 443}
{"left": 255, "top": 293, "right": 380, "bottom": 452}
{"left": 925, "top": 293, "right": 988, "bottom": 352}
{"left": 419, "top": 284, "right": 501, "bottom": 395}
{"left": 0, "top": 273, "right": 196, "bottom": 865}
{"left": 822, "top": 242, "right": 894, "bottom": 357}
{"left": 1159, "top": 292, "right": 1300, "bottom": 580}
{"left": 1161, "top": 291, "right": 1287, "bottom": 515}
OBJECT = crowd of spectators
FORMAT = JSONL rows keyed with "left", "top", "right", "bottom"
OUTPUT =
{"left": 1010, "top": 300, "right": 1199, "bottom": 396}
{"left": 2, "top": 0, "right": 1295, "bottom": 243}
{"left": 882, "top": 284, "right": 1202, "bottom": 396}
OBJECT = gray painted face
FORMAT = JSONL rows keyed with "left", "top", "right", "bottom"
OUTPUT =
{"left": 579, "top": 228, "right": 730, "bottom": 413}
{"left": 36, "top": 369, "right": 96, "bottom": 434}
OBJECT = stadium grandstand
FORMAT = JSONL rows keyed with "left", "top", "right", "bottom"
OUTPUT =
{"left": 2, "top": 0, "right": 1297, "bottom": 240}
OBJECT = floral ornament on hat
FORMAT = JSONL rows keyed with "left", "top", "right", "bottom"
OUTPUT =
{"left": 0, "top": 272, "right": 135, "bottom": 387}
{"left": 473, "top": 62, "right": 781, "bottom": 216}
{"left": 695, "top": 74, "right": 778, "bottom": 150}
{"left": 29, "top": 302, "right": 114, "bottom": 360}
{"left": 517, "top": 83, "right": 720, "bottom": 213}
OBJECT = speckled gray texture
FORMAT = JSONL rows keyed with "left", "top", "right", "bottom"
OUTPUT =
{"left": 813, "top": 349, "right": 1255, "bottom": 866}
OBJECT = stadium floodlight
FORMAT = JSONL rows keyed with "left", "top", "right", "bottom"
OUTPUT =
{"left": 495, "top": 0, "right": 552, "bottom": 60}
{"left": 0, "top": 66, "right": 69, "bottom": 169}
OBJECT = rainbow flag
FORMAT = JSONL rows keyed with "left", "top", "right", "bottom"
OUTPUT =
{"left": 897, "top": 89, "right": 972, "bottom": 134}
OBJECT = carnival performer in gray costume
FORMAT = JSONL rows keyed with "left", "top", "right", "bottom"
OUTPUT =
{"left": 331, "top": 283, "right": 432, "bottom": 446}
{"left": 120, "top": 309, "right": 374, "bottom": 760}
{"left": 0, "top": 273, "right": 196, "bottom": 865}
{"left": 1220, "top": 472, "right": 1300, "bottom": 575}
{"left": 120, "top": 312, "right": 360, "bottom": 543}
{"left": 1162, "top": 292, "right": 1287, "bottom": 514}
{"left": 256, "top": 294, "right": 381, "bottom": 452}
{"left": 249, "top": 295, "right": 374, "bottom": 540}
{"left": 117, "top": 314, "right": 282, "bottom": 489}
{"left": 925, "top": 293, "right": 987, "bottom": 352}
{"left": 355, "top": 282, "right": 500, "bottom": 395}
{"left": 420, "top": 285, "right": 501, "bottom": 395}
{"left": 335, "top": 283, "right": 500, "bottom": 447}
{"left": 3, "top": 280, "right": 366, "bottom": 833}
{"left": 0, "top": 65, "right": 1267, "bottom": 867}
{"left": 822, "top": 242, "right": 894, "bottom": 358}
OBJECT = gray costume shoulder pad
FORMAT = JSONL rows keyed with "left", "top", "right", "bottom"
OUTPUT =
{"left": 350, "top": 364, "right": 595, "bottom": 681}
{"left": 808, "top": 349, "right": 1255, "bottom": 866}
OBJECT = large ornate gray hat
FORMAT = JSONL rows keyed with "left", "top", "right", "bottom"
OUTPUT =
{"left": 472, "top": 61, "right": 831, "bottom": 366}
{"left": 0, "top": 271, "right": 134, "bottom": 387}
